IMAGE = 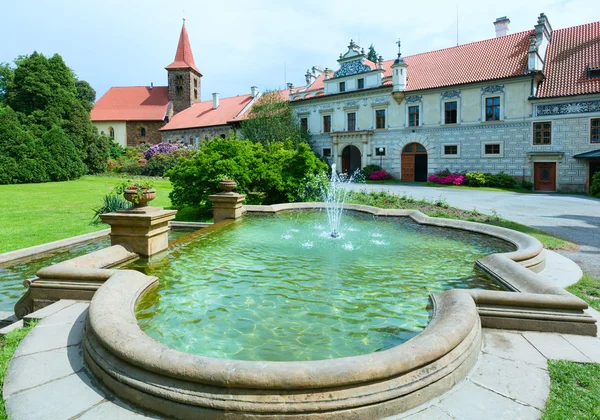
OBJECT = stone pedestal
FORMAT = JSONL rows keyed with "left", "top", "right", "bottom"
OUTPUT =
{"left": 208, "top": 192, "right": 246, "bottom": 223}
{"left": 100, "top": 207, "right": 177, "bottom": 257}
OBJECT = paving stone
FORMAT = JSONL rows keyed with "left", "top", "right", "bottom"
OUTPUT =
{"left": 12, "top": 320, "right": 84, "bottom": 357}
{"left": 541, "top": 250, "right": 582, "bottom": 288}
{"left": 482, "top": 330, "right": 548, "bottom": 368}
{"left": 77, "top": 399, "right": 160, "bottom": 419}
{"left": 0, "top": 319, "right": 24, "bottom": 336}
{"left": 438, "top": 380, "right": 542, "bottom": 420}
{"left": 523, "top": 331, "right": 592, "bottom": 363}
{"left": 35, "top": 302, "right": 88, "bottom": 327}
{"left": 470, "top": 353, "right": 549, "bottom": 410}
{"left": 561, "top": 334, "right": 600, "bottom": 363}
{"left": 5, "top": 371, "right": 106, "bottom": 420}
{"left": 402, "top": 405, "right": 454, "bottom": 419}
{"left": 4, "top": 345, "right": 83, "bottom": 397}
{"left": 23, "top": 299, "right": 77, "bottom": 323}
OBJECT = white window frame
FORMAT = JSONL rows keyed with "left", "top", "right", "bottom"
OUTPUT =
{"left": 406, "top": 103, "right": 422, "bottom": 127}
{"left": 441, "top": 143, "right": 461, "bottom": 159}
{"left": 590, "top": 117, "right": 600, "bottom": 144}
{"left": 481, "top": 93, "right": 504, "bottom": 122}
{"left": 441, "top": 98, "right": 461, "bottom": 125}
{"left": 481, "top": 141, "right": 504, "bottom": 158}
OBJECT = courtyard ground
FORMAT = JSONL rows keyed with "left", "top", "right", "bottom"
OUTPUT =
{"left": 347, "top": 183, "right": 600, "bottom": 278}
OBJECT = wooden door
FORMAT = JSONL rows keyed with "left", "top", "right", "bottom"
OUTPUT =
{"left": 401, "top": 154, "right": 415, "bottom": 181}
{"left": 534, "top": 162, "right": 556, "bottom": 191}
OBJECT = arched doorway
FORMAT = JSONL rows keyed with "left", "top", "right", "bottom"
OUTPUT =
{"left": 401, "top": 143, "right": 428, "bottom": 182}
{"left": 342, "top": 145, "right": 362, "bottom": 175}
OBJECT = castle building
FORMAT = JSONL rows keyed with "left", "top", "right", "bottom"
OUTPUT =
{"left": 91, "top": 22, "right": 260, "bottom": 147}
{"left": 290, "top": 14, "right": 600, "bottom": 192}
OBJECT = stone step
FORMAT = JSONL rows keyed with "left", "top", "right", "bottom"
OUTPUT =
{"left": 0, "top": 319, "right": 24, "bottom": 336}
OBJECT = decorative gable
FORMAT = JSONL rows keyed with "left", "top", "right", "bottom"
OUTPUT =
{"left": 333, "top": 40, "right": 372, "bottom": 79}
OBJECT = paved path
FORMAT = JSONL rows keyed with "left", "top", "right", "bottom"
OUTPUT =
{"left": 347, "top": 184, "right": 600, "bottom": 277}
{"left": 4, "top": 299, "right": 600, "bottom": 420}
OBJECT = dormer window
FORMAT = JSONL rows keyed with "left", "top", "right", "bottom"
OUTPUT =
{"left": 357, "top": 78, "right": 365, "bottom": 89}
{"left": 339, "top": 82, "right": 346, "bottom": 92}
{"left": 589, "top": 66, "right": 600, "bottom": 79}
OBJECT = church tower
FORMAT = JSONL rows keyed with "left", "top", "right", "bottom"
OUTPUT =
{"left": 166, "top": 21, "right": 202, "bottom": 115}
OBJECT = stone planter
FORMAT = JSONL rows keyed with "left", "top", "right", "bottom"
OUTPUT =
{"left": 218, "top": 180, "right": 236, "bottom": 192}
{"left": 123, "top": 188, "right": 156, "bottom": 207}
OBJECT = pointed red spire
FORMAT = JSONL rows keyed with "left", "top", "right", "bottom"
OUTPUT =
{"left": 165, "top": 22, "right": 201, "bottom": 75}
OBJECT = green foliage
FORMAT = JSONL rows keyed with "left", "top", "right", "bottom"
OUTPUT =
{"left": 360, "top": 164, "right": 382, "bottom": 179}
{"left": 0, "top": 62, "right": 12, "bottom": 104}
{"left": 91, "top": 193, "right": 131, "bottom": 224}
{"left": 84, "top": 134, "right": 110, "bottom": 174}
{"left": 167, "top": 135, "right": 327, "bottom": 209}
{"left": 567, "top": 273, "right": 600, "bottom": 311}
{"left": 108, "top": 140, "right": 125, "bottom": 159}
{"left": 590, "top": 171, "right": 600, "bottom": 197}
{"left": 465, "top": 171, "right": 517, "bottom": 189}
{"left": 41, "top": 126, "right": 87, "bottom": 181}
{"left": 142, "top": 150, "right": 192, "bottom": 177}
{"left": 75, "top": 80, "right": 96, "bottom": 112}
{"left": 367, "top": 44, "right": 378, "bottom": 62}
{"left": 240, "top": 91, "right": 308, "bottom": 148}
{"left": 521, "top": 180, "right": 534, "bottom": 191}
{"left": 543, "top": 360, "right": 600, "bottom": 420}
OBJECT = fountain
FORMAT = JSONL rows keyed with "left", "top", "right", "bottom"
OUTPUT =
{"left": 321, "top": 163, "right": 354, "bottom": 238}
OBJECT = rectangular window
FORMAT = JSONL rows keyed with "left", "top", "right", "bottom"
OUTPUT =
{"left": 347, "top": 112, "right": 356, "bottom": 131}
{"left": 300, "top": 117, "right": 308, "bottom": 132}
{"left": 444, "top": 145, "right": 458, "bottom": 155}
{"left": 591, "top": 118, "right": 600, "bottom": 143}
{"left": 357, "top": 78, "right": 365, "bottom": 89}
{"left": 444, "top": 101, "right": 457, "bottom": 124}
{"left": 323, "top": 115, "right": 331, "bottom": 133}
{"left": 322, "top": 148, "right": 332, "bottom": 157}
{"left": 533, "top": 122, "right": 552, "bottom": 144}
{"left": 339, "top": 82, "right": 346, "bottom": 92}
{"left": 375, "top": 109, "right": 386, "bottom": 129}
{"left": 485, "top": 144, "right": 500, "bottom": 155}
{"left": 409, "top": 106, "right": 420, "bottom": 127}
{"left": 485, "top": 97, "right": 500, "bottom": 121}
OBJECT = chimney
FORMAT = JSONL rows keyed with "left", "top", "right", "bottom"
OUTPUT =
{"left": 251, "top": 86, "right": 259, "bottom": 98}
{"left": 150, "top": 82, "right": 153, "bottom": 90}
{"left": 494, "top": 17, "right": 510, "bottom": 37}
{"left": 212, "top": 93, "right": 219, "bottom": 109}
{"left": 378, "top": 56, "right": 384, "bottom": 70}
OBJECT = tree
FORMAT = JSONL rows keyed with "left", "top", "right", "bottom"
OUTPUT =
{"left": 240, "top": 91, "right": 308, "bottom": 148}
{"left": 367, "top": 44, "right": 378, "bottom": 63}
{"left": 75, "top": 80, "right": 96, "bottom": 112}
{"left": 41, "top": 126, "right": 87, "bottom": 181}
{"left": 0, "top": 63, "right": 13, "bottom": 104}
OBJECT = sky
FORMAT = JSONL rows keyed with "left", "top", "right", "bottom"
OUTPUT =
{"left": 0, "top": 0, "right": 597, "bottom": 102}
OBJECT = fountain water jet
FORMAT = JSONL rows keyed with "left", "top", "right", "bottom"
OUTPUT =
{"left": 321, "top": 164, "right": 356, "bottom": 238}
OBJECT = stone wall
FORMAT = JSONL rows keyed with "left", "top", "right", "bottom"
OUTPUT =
{"left": 167, "top": 69, "right": 201, "bottom": 114}
{"left": 125, "top": 121, "right": 165, "bottom": 147}
{"left": 160, "top": 125, "right": 236, "bottom": 144}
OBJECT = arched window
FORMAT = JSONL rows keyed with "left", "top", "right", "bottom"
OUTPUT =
{"left": 176, "top": 75, "right": 184, "bottom": 97}
{"left": 139, "top": 127, "right": 147, "bottom": 137}
{"left": 108, "top": 126, "right": 115, "bottom": 138}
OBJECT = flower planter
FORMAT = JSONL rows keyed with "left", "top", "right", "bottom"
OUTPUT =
{"left": 123, "top": 188, "right": 156, "bottom": 207}
{"left": 218, "top": 180, "right": 237, "bottom": 192}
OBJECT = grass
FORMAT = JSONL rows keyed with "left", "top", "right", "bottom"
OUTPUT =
{"left": 0, "top": 321, "right": 37, "bottom": 419}
{"left": 567, "top": 273, "right": 600, "bottom": 311}
{"left": 0, "top": 176, "right": 174, "bottom": 254}
{"left": 365, "top": 180, "right": 533, "bottom": 193}
{"left": 345, "top": 190, "right": 576, "bottom": 251}
{"left": 543, "top": 361, "right": 600, "bottom": 420}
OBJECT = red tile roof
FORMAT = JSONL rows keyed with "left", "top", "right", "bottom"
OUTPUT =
{"left": 165, "top": 24, "right": 201, "bottom": 75}
{"left": 538, "top": 21, "right": 600, "bottom": 98}
{"left": 161, "top": 94, "right": 253, "bottom": 130}
{"left": 90, "top": 86, "right": 169, "bottom": 121}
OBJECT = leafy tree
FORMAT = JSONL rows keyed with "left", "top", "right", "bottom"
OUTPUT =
{"left": 41, "top": 126, "right": 87, "bottom": 181}
{"left": 240, "top": 91, "right": 308, "bottom": 148}
{"left": 0, "top": 63, "right": 13, "bottom": 104}
{"left": 75, "top": 80, "right": 96, "bottom": 112}
{"left": 367, "top": 44, "right": 379, "bottom": 63}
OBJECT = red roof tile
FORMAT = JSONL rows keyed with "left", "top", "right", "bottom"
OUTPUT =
{"left": 90, "top": 86, "right": 169, "bottom": 121}
{"left": 161, "top": 94, "right": 253, "bottom": 130}
{"left": 165, "top": 24, "right": 201, "bottom": 75}
{"left": 538, "top": 21, "right": 600, "bottom": 97}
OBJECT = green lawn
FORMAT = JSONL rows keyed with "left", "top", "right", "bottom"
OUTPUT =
{"left": 543, "top": 361, "right": 600, "bottom": 419}
{"left": 567, "top": 273, "right": 600, "bottom": 311}
{"left": 0, "top": 322, "right": 37, "bottom": 419}
{"left": 366, "top": 180, "right": 532, "bottom": 193}
{"left": 0, "top": 176, "right": 174, "bottom": 254}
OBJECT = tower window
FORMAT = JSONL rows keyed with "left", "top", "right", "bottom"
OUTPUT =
{"left": 176, "top": 75, "right": 184, "bottom": 97}
{"left": 194, "top": 89, "right": 198, "bottom": 100}
{"left": 194, "top": 78, "right": 198, "bottom": 88}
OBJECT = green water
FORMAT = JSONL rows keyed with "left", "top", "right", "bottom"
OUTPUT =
{"left": 134, "top": 212, "right": 511, "bottom": 362}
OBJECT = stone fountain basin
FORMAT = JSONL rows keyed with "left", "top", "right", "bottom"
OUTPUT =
{"left": 81, "top": 203, "right": 594, "bottom": 419}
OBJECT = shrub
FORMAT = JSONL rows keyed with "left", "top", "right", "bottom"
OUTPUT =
{"left": 521, "top": 180, "right": 534, "bottom": 191}
{"left": 491, "top": 171, "right": 517, "bottom": 189}
{"left": 144, "top": 142, "right": 178, "bottom": 160}
{"left": 108, "top": 141, "right": 125, "bottom": 159}
{"left": 369, "top": 170, "right": 392, "bottom": 180}
{"left": 120, "top": 159, "right": 144, "bottom": 175}
{"left": 465, "top": 172, "right": 487, "bottom": 187}
{"left": 428, "top": 169, "right": 465, "bottom": 185}
{"left": 41, "top": 126, "right": 87, "bottom": 181}
{"left": 142, "top": 150, "right": 191, "bottom": 177}
{"left": 465, "top": 171, "right": 517, "bottom": 189}
{"left": 91, "top": 193, "right": 132, "bottom": 224}
{"left": 361, "top": 164, "right": 382, "bottom": 179}
{"left": 591, "top": 171, "right": 600, "bottom": 197}
{"left": 167, "top": 135, "right": 327, "bottom": 208}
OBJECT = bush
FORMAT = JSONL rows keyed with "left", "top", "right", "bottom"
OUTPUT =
{"left": 464, "top": 171, "right": 517, "bottom": 188}
{"left": 591, "top": 171, "right": 600, "bottom": 197}
{"left": 144, "top": 143, "right": 178, "bottom": 160}
{"left": 428, "top": 169, "right": 465, "bottom": 185}
{"left": 361, "top": 164, "right": 382, "bottom": 179}
{"left": 120, "top": 159, "right": 144, "bottom": 175}
{"left": 41, "top": 126, "right": 87, "bottom": 181}
{"left": 167, "top": 135, "right": 327, "bottom": 208}
{"left": 142, "top": 150, "right": 191, "bottom": 177}
{"left": 108, "top": 141, "right": 125, "bottom": 159}
{"left": 369, "top": 170, "right": 392, "bottom": 180}
{"left": 465, "top": 172, "right": 487, "bottom": 187}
